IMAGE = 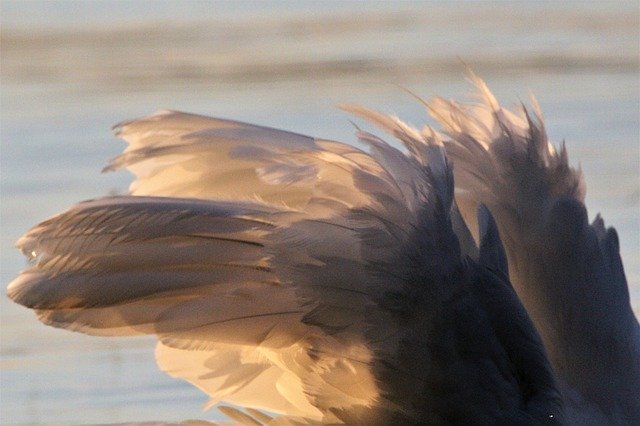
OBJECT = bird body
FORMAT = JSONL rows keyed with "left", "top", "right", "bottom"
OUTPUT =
{"left": 7, "top": 76, "right": 638, "bottom": 424}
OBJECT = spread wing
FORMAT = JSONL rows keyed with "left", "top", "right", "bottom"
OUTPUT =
{"left": 9, "top": 108, "right": 561, "bottom": 423}
{"left": 105, "top": 111, "right": 395, "bottom": 213}
{"left": 430, "top": 72, "right": 640, "bottom": 422}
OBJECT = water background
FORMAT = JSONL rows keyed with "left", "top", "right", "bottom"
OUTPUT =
{"left": 1, "top": 1, "right": 638, "bottom": 424}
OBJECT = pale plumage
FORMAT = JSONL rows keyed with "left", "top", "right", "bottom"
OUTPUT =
{"left": 428, "top": 73, "right": 640, "bottom": 423}
{"left": 7, "top": 76, "right": 636, "bottom": 424}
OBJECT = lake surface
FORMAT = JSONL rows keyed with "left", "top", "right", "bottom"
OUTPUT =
{"left": 1, "top": 1, "right": 638, "bottom": 424}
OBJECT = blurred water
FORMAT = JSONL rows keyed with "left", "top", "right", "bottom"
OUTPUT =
{"left": 1, "top": 1, "right": 638, "bottom": 424}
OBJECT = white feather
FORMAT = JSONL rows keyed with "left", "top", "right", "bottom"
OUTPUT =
{"left": 12, "top": 78, "right": 612, "bottom": 424}
{"left": 429, "top": 73, "right": 640, "bottom": 423}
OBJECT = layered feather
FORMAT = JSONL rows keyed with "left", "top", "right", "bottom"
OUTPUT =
{"left": 428, "top": 72, "right": 640, "bottom": 423}
{"left": 9, "top": 85, "right": 567, "bottom": 423}
{"left": 107, "top": 111, "right": 404, "bottom": 217}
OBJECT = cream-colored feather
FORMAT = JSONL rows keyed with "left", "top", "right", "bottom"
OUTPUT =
{"left": 9, "top": 80, "right": 571, "bottom": 424}
{"left": 428, "top": 72, "right": 639, "bottom": 423}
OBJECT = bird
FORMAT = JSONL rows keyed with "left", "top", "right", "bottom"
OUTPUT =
{"left": 7, "top": 73, "right": 639, "bottom": 425}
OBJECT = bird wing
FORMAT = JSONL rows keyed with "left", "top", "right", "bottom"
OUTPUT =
{"left": 9, "top": 106, "right": 562, "bottom": 423}
{"left": 429, "top": 72, "right": 640, "bottom": 422}
{"left": 106, "top": 110, "right": 402, "bottom": 216}
{"left": 7, "top": 111, "right": 428, "bottom": 422}
{"left": 7, "top": 192, "right": 388, "bottom": 421}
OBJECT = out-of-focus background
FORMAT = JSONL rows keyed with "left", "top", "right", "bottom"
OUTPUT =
{"left": 1, "top": 1, "right": 638, "bottom": 424}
